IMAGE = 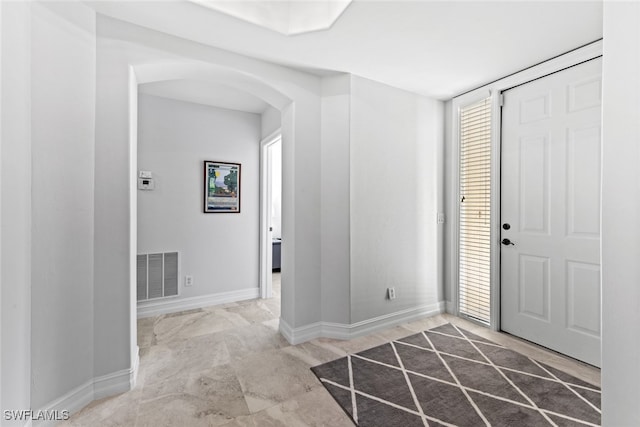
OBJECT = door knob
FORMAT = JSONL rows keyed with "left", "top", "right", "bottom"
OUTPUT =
{"left": 502, "top": 223, "right": 511, "bottom": 230}
{"left": 501, "top": 238, "right": 515, "bottom": 246}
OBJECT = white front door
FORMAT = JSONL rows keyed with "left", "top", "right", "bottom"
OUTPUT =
{"left": 500, "top": 58, "right": 602, "bottom": 366}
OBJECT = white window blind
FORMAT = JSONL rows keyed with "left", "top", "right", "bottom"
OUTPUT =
{"left": 458, "top": 97, "right": 492, "bottom": 324}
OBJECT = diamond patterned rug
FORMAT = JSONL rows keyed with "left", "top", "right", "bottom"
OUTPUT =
{"left": 311, "top": 323, "right": 601, "bottom": 427}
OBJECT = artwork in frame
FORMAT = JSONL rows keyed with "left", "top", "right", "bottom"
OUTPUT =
{"left": 203, "top": 161, "right": 241, "bottom": 213}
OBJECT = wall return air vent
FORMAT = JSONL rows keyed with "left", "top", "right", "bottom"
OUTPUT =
{"left": 137, "top": 252, "right": 179, "bottom": 301}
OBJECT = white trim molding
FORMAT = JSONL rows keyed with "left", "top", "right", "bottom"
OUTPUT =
{"left": 259, "top": 129, "right": 282, "bottom": 300}
{"left": 93, "top": 366, "right": 137, "bottom": 401}
{"left": 136, "top": 287, "right": 260, "bottom": 318}
{"left": 445, "top": 301, "right": 455, "bottom": 314}
{"left": 279, "top": 302, "right": 445, "bottom": 345}
{"left": 130, "top": 345, "right": 140, "bottom": 389}
{"left": 33, "top": 381, "right": 93, "bottom": 427}
{"left": 33, "top": 361, "right": 138, "bottom": 427}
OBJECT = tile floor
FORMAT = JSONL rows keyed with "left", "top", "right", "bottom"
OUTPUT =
{"left": 61, "top": 274, "right": 600, "bottom": 426}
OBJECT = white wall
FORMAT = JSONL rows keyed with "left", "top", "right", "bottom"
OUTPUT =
{"left": 349, "top": 75, "right": 443, "bottom": 323}
{"left": 320, "top": 74, "right": 352, "bottom": 324}
{"left": 1, "top": 2, "right": 32, "bottom": 423}
{"left": 601, "top": 2, "right": 640, "bottom": 425}
{"left": 30, "top": 1, "right": 96, "bottom": 410}
{"left": 94, "top": 23, "right": 134, "bottom": 381}
{"left": 137, "top": 94, "right": 261, "bottom": 300}
{"left": 0, "top": 1, "right": 97, "bottom": 419}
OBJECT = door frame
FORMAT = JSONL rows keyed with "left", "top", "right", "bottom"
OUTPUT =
{"left": 450, "top": 40, "right": 603, "bottom": 331}
{"left": 259, "top": 129, "right": 282, "bottom": 299}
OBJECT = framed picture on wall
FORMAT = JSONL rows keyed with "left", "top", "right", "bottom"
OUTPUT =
{"left": 203, "top": 161, "right": 241, "bottom": 213}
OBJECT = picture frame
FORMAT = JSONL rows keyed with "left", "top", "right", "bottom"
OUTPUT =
{"left": 203, "top": 161, "right": 241, "bottom": 213}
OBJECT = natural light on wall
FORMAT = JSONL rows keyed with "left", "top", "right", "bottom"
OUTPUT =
{"left": 458, "top": 97, "right": 492, "bottom": 324}
{"left": 191, "top": 0, "right": 352, "bottom": 35}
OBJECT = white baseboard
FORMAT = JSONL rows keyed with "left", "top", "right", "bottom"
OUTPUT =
{"left": 280, "top": 301, "right": 445, "bottom": 345}
{"left": 445, "top": 301, "right": 455, "bottom": 314}
{"left": 33, "top": 358, "right": 138, "bottom": 427}
{"left": 130, "top": 346, "right": 140, "bottom": 389}
{"left": 136, "top": 287, "right": 260, "bottom": 318}
{"left": 93, "top": 367, "right": 135, "bottom": 401}
{"left": 32, "top": 380, "right": 93, "bottom": 427}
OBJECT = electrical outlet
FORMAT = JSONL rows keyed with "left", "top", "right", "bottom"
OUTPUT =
{"left": 387, "top": 287, "right": 396, "bottom": 300}
{"left": 185, "top": 275, "right": 193, "bottom": 287}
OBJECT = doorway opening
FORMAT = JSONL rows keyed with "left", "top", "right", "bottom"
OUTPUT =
{"left": 260, "top": 132, "right": 282, "bottom": 304}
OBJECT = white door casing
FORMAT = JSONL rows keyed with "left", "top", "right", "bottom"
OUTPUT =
{"left": 260, "top": 131, "right": 281, "bottom": 299}
{"left": 500, "top": 58, "right": 602, "bottom": 366}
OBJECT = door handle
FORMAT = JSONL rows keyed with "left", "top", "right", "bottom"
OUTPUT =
{"left": 501, "top": 238, "right": 515, "bottom": 246}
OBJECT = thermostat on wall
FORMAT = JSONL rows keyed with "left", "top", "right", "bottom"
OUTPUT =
{"left": 138, "top": 171, "right": 155, "bottom": 190}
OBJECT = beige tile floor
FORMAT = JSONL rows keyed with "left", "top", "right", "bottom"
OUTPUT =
{"left": 61, "top": 273, "right": 600, "bottom": 426}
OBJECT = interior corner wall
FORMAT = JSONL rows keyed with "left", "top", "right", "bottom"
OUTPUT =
{"left": 601, "top": 2, "right": 640, "bottom": 425}
{"left": 137, "top": 94, "right": 261, "bottom": 300}
{"left": 349, "top": 75, "right": 443, "bottom": 323}
{"left": 30, "top": 1, "right": 96, "bottom": 410}
{"left": 1, "top": 1, "right": 32, "bottom": 422}
{"left": 320, "top": 74, "right": 351, "bottom": 324}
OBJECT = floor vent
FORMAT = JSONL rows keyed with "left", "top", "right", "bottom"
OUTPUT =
{"left": 137, "top": 252, "right": 179, "bottom": 301}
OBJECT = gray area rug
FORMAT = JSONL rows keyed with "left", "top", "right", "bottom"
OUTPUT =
{"left": 311, "top": 323, "right": 601, "bottom": 427}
